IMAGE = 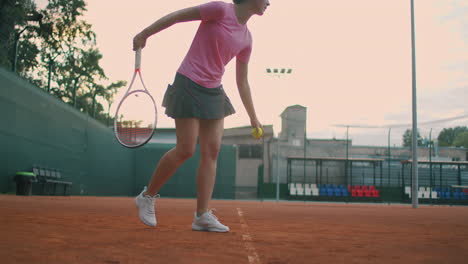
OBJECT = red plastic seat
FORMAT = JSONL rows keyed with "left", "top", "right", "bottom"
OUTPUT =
{"left": 348, "top": 185, "right": 352, "bottom": 192}
{"left": 369, "top": 185, "right": 376, "bottom": 190}
{"left": 372, "top": 190, "right": 380, "bottom": 197}
{"left": 354, "top": 185, "right": 361, "bottom": 190}
{"left": 362, "top": 185, "right": 369, "bottom": 190}
{"left": 357, "top": 190, "right": 364, "bottom": 197}
{"left": 352, "top": 189, "right": 357, "bottom": 197}
{"left": 364, "top": 190, "right": 372, "bottom": 197}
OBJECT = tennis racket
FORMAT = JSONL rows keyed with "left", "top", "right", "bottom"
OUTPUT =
{"left": 114, "top": 48, "right": 157, "bottom": 148}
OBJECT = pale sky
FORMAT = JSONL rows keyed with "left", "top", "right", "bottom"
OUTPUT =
{"left": 36, "top": 0, "right": 467, "bottom": 146}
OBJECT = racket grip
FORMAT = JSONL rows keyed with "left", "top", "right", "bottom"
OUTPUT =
{"left": 135, "top": 48, "right": 142, "bottom": 70}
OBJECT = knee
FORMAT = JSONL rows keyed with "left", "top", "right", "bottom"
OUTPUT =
{"left": 201, "top": 144, "right": 221, "bottom": 162}
{"left": 175, "top": 144, "right": 196, "bottom": 161}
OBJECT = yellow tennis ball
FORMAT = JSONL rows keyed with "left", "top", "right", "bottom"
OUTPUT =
{"left": 252, "top": 127, "right": 263, "bottom": 139}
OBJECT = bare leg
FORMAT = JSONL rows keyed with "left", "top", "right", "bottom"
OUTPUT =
{"left": 196, "top": 118, "right": 224, "bottom": 216}
{"left": 144, "top": 118, "right": 199, "bottom": 196}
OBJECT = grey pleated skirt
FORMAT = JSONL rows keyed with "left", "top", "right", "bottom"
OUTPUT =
{"left": 162, "top": 72, "right": 236, "bottom": 119}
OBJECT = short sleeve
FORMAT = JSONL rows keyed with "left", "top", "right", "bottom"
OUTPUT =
{"left": 199, "top": 1, "right": 226, "bottom": 22}
{"left": 237, "top": 41, "right": 252, "bottom": 63}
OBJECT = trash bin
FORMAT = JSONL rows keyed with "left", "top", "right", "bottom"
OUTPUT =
{"left": 14, "top": 172, "right": 36, "bottom": 196}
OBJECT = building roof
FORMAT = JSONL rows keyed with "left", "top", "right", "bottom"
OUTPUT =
{"left": 402, "top": 160, "right": 468, "bottom": 165}
{"left": 280, "top": 104, "right": 307, "bottom": 118}
{"left": 285, "top": 104, "right": 306, "bottom": 110}
{"left": 287, "top": 156, "right": 385, "bottom": 162}
{"left": 223, "top": 125, "right": 274, "bottom": 137}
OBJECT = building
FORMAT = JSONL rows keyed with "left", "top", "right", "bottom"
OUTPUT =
{"left": 220, "top": 105, "right": 468, "bottom": 198}
{"left": 148, "top": 105, "right": 467, "bottom": 199}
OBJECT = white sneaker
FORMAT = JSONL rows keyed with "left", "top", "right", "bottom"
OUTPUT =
{"left": 192, "top": 209, "right": 230, "bottom": 232}
{"left": 135, "top": 186, "right": 159, "bottom": 227}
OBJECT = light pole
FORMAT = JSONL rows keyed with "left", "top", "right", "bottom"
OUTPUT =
{"left": 346, "top": 126, "right": 350, "bottom": 184}
{"left": 388, "top": 128, "right": 391, "bottom": 186}
{"left": 12, "top": 12, "right": 43, "bottom": 73}
{"left": 410, "top": 0, "right": 419, "bottom": 209}
{"left": 429, "top": 128, "right": 433, "bottom": 198}
{"left": 266, "top": 67, "right": 293, "bottom": 202}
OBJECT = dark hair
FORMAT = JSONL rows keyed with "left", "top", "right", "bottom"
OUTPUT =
{"left": 233, "top": 0, "right": 247, "bottom": 4}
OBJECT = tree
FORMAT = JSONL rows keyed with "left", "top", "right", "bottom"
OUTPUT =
{"left": 437, "top": 126, "right": 468, "bottom": 147}
{"left": 2, "top": 0, "right": 126, "bottom": 126}
{"left": 453, "top": 131, "right": 468, "bottom": 149}
{"left": 0, "top": 0, "right": 40, "bottom": 72}
{"left": 402, "top": 129, "right": 424, "bottom": 147}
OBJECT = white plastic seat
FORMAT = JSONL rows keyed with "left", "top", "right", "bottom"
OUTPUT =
{"left": 405, "top": 186, "right": 411, "bottom": 194}
{"left": 312, "top": 189, "right": 319, "bottom": 196}
{"left": 405, "top": 186, "right": 412, "bottom": 198}
{"left": 296, "top": 187, "right": 304, "bottom": 196}
{"left": 431, "top": 191, "right": 438, "bottom": 199}
{"left": 295, "top": 183, "right": 303, "bottom": 189}
{"left": 290, "top": 186, "right": 297, "bottom": 195}
{"left": 310, "top": 184, "right": 317, "bottom": 189}
{"left": 304, "top": 187, "right": 312, "bottom": 196}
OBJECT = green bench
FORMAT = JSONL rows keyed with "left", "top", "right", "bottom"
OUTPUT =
{"left": 32, "top": 166, "right": 73, "bottom": 195}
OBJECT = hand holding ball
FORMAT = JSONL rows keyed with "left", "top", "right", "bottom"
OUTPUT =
{"left": 252, "top": 127, "right": 263, "bottom": 139}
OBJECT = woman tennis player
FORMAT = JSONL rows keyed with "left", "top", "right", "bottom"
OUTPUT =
{"left": 134, "top": 0, "right": 269, "bottom": 232}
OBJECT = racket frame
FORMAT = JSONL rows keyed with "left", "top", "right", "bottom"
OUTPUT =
{"left": 113, "top": 49, "right": 158, "bottom": 148}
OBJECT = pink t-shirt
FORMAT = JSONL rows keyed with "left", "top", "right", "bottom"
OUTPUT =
{"left": 177, "top": 1, "right": 252, "bottom": 88}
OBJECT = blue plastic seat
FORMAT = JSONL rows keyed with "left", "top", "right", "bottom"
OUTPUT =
{"left": 327, "top": 189, "right": 334, "bottom": 196}
{"left": 335, "top": 189, "right": 342, "bottom": 197}
{"left": 444, "top": 192, "right": 451, "bottom": 199}
{"left": 342, "top": 188, "right": 349, "bottom": 196}
{"left": 453, "top": 192, "right": 460, "bottom": 200}
{"left": 460, "top": 193, "right": 467, "bottom": 200}
{"left": 319, "top": 188, "right": 327, "bottom": 196}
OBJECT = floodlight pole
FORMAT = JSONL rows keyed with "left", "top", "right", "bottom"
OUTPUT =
{"left": 429, "top": 128, "right": 433, "bottom": 197}
{"left": 410, "top": 0, "right": 419, "bottom": 208}
{"left": 388, "top": 128, "right": 391, "bottom": 186}
{"left": 345, "top": 126, "right": 349, "bottom": 184}
{"left": 266, "top": 67, "right": 293, "bottom": 202}
{"left": 12, "top": 12, "right": 43, "bottom": 73}
{"left": 277, "top": 139, "right": 280, "bottom": 202}
{"left": 304, "top": 117, "right": 307, "bottom": 186}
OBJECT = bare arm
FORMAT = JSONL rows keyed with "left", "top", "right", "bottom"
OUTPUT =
{"left": 133, "top": 6, "right": 201, "bottom": 50}
{"left": 236, "top": 59, "right": 262, "bottom": 129}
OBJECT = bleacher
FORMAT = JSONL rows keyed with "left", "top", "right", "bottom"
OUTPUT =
{"left": 349, "top": 185, "right": 380, "bottom": 198}
{"left": 404, "top": 186, "right": 468, "bottom": 200}
{"left": 288, "top": 183, "right": 381, "bottom": 200}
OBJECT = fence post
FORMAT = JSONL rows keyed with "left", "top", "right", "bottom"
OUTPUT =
{"left": 458, "top": 164, "right": 462, "bottom": 186}
{"left": 373, "top": 162, "right": 376, "bottom": 186}
{"left": 439, "top": 164, "right": 442, "bottom": 188}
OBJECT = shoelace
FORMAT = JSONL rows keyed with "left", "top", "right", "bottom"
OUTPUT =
{"left": 206, "top": 209, "right": 219, "bottom": 221}
{"left": 144, "top": 194, "right": 159, "bottom": 215}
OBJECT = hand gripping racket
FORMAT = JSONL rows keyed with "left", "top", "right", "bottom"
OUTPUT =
{"left": 114, "top": 49, "right": 157, "bottom": 148}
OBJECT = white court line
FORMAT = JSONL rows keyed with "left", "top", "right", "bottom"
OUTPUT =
{"left": 237, "top": 208, "right": 261, "bottom": 264}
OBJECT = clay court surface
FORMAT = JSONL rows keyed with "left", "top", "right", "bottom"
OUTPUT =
{"left": 1, "top": 195, "right": 468, "bottom": 264}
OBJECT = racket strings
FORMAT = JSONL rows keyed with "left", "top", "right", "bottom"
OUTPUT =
{"left": 116, "top": 125, "right": 154, "bottom": 145}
